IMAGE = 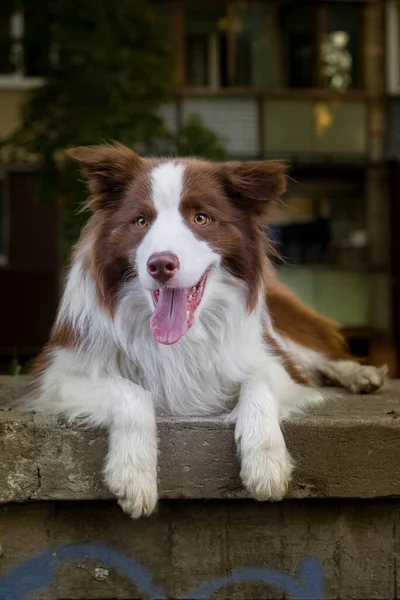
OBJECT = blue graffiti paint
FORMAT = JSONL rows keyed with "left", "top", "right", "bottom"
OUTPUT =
{"left": 0, "top": 544, "right": 165, "bottom": 600}
{"left": 182, "top": 558, "right": 323, "bottom": 600}
{"left": 0, "top": 543, "right": 324, "bottom": 600}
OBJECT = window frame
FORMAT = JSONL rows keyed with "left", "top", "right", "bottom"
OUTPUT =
{"left": 0, "top": 168, "right": 10, "bottom": 268}
{"left": 170, "top": 0, "right": 368, "bottom": 95}
{"left": 0, "top": 11, "right": 43, "bottom": 90}
{"left": 386, "top": 0, "right": 400, "bottom": 94}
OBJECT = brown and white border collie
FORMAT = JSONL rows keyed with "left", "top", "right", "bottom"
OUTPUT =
{"left": 29, "top": 143, "right": 387, "bottom": 518}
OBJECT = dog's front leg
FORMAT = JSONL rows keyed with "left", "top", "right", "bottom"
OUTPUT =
{"left": 104, "top": 381, "right": 158, "bottom": 518}
{"left": 38, "top": 372, "right": 158, "bottom": 518}
{"left": 234, "top": 370, "right": 293, "bottom": 501}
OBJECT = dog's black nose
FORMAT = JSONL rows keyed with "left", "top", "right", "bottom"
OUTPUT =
{"left": 147, "top": 252, "right": 180, "bottom": 283}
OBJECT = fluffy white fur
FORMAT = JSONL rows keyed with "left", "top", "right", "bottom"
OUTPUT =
{"left": 283, "top": 339, "right": 388, "bottom": 394}
{"left": 30, "top": 160, "right": 381, "bottom": 517}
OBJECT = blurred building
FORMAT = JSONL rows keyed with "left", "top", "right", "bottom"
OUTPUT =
{"left": 0, "top": 10, "right": 59, "bottom": 365}
{"left": 0, "top": 0, "right": 398, "bottom": 372}
{"left": 155, "top": 0, "right": 397, "bottom": 372}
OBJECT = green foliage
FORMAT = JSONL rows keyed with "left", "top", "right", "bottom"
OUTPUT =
{"left": 1, "top": 0, "right": 227, "bottom": 257}
{"left": 168, "top": 115, "right": 227, "bottom": 162}
{"left": 6, "top": 0, "right": 173, "bottom": 156}
{"left": 10, "top": 356, "right": 22, "bottom": 376}
{"left": 2, "top": 0, "right": 173, "bottom": 257}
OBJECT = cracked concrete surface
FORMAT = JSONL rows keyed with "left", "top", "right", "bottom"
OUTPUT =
{"left": 1, "top": 376, "right": 400, "bottom": 503}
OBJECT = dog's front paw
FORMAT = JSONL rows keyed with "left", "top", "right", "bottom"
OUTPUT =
{"left": 104, "top": 459, "right": 158, "bottom": 518}
{"left": 347, "top": 365, "right": 388, "bottom": 394}
{"left": 240, "top": 443, "right": 294, "bottom": 502}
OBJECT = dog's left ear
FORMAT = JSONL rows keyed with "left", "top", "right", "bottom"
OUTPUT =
{"left": 217, "top": 160, "right": 287, "bottom": 215}
{"left": 65, "top": 143, "right": 143, "bottom": 211}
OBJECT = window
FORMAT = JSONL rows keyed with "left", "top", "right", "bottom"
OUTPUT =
{"left": 278, "top": 2, "right": 362, "bottom": 90}
{"left": 22, "top": 5, "right": 53, "bottom": 78}
{"left": 270, "top": 171, "right": 370, "bottom": 328}
{"left": 185, "top": 1, "right": 227, "bottom": 87}
{"left": 279, "top": 5, "right": 314, "bottom": 88}
{"left": 322, "top": 5, "right": 360, "bottom": 91}
{"left": 0, "top": 8, "right": 52, "bottom": 85}
{"left": 386, "top": 1, "right": 400, "bottom": 93}
{"left": 233, "top": 2, "right": 270, "bottom": 87}
{"left": 185, "top": 1, "right": 270, "bottom": 88}
{"left": 0, "top": 9, "right": 13, "bottom": 75}
{"left": 269, "top": 170, "right": 366, "bottom": 266}
{"left": 264, "top": 99, "right": 366, "bottom": 157}
{"left": 0, "top": 171, "right": 9, "bottom": 267}
{"left": 182, "top": 1, "right": 363, "bottom": 90}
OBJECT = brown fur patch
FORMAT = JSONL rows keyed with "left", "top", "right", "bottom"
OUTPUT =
{"left": 181, "top": 159, "right": 286, "bottom": 311}
{"left": 70, "top": 149, "right": 158, "bottom": 314}
{"left": 29, "top": 348, "right": 51, "bottom": 379}
{"left": 51, "top": 322, "right": 78, "bottom": 347}
{"left": 267, "top": 277, "right": 353, "bottom": 361}
{"left": 30, "top": 321, "right": 78, "bottom": 378}
{"left": 218, "top": 160, "right": 288, "bottom": 215}
{"left": 263, "top": 327, "right": 311, "bottom": 385}
{"left": 66, "top": 143, "right": 144, "bottom": 212}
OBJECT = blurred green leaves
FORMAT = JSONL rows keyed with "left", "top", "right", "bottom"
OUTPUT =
{"left": 2, "top": 0, "right": 172, "bottom": 257}
{"left": 171, "top": 115, "right": 227, "bottom": 162}
{"left": 1, "top": 0, "right": 226, "bottom": 258}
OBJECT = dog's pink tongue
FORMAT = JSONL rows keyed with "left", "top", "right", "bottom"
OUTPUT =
{"left": 150, "top": 288, "right": 189, "bottom": 345}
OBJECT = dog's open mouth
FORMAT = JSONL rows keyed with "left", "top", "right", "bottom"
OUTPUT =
{"left": 150, "top": 272, "right": 208, "bottom": 345}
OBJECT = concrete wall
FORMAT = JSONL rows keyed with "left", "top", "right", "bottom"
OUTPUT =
{"left": 1, "top": 376, "right": 400, "bottom": 599}
{"left": 1, "top": 499, "right": 398, "bottom": 600}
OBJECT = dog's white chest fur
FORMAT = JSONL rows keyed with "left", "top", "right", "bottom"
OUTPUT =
{"left": 125, "top": 340, "right": 240, "bottom": 415}
{"left": 117, "top": 279, "right": 266, "bottom": 416}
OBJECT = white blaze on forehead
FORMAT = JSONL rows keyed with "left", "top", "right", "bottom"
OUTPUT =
{"left": 136, "top": 158, "right": 218, "bottom": 292}
{"left": 151, "top": 161, "right": 185, "bottom": 212}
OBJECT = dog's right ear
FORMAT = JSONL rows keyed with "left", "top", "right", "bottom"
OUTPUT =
{"left": 66, "top": 143, "right": 143, "bottom": 211}
{"left": 217, "top": 160, "right": 287, "bottom": 217}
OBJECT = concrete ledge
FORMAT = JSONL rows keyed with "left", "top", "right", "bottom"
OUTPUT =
{"left": 1, "top": 376, "right": 400, "bottom": 504}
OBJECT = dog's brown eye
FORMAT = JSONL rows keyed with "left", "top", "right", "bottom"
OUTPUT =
{"left": 194, "top": 214, "right": 209, "bottom": 226}
{"left": 136, "top": 216, "right": 148, "bottom": 228}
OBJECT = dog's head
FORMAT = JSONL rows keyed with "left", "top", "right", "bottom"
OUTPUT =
{"left": 68, "top": 143, "right": 286, "bottom": 345}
